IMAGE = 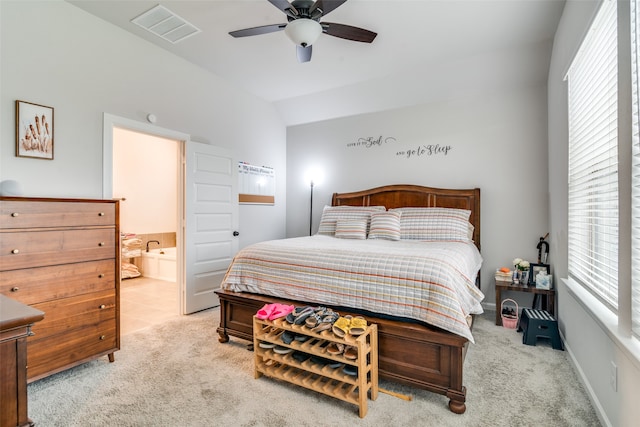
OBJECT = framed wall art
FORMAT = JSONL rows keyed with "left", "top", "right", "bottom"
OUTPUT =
{"left": 529, "top": 263, "right": 550, "bottom": 285}
{"left": 15, "top": 100, "right": 54, "bottom": 160}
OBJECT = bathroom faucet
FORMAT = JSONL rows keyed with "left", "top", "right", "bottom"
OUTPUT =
{"left": 146, "top": 240, "right": 160, "bottom": 252}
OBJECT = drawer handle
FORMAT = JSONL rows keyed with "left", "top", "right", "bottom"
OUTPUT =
{"left": 98, "top": 242, "right": 105, "bottom": 247}
{"left": 11, "top": 287, "right": 19, "bottom": 292}
{"left": 99, "top": 335, "right": 106, "bottom": 340}
{"left": 98, "top": 212, "right": 105, "bottom": 216}
{"left": 11, "top": 212, "right": 19, "bottom": 217}
{"left": 11, "top": 249, "right": 19, "bottom": 254}
{"left": 98, "top": 273, "right": 105, "bottom": 278}
{"left": 99, "top": 304, "right": 106, "bottom": 309}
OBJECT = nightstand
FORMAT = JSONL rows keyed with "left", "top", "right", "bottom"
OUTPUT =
{"left": 0, "top": 295, "right": 44, "bottom": 427}
{"left": 495, "top": 280, "right": 555, "bottom": 326}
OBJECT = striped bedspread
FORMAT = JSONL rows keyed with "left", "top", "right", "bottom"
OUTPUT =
{"left": 221, "top": 235, "right": 484, "bottom": 342}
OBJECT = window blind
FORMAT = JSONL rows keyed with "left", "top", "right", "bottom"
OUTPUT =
{"left": 631, "top": 0, "right": 640, "bottom": 337}
{"left": 567, "top": 0, "right": 618, "bottom": 310}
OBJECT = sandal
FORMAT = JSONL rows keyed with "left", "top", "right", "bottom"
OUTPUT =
{"left": 258, "top": 341, "right": 276, "bottom": 349}
{"left": 328, "top": 361, "right": 343, "bottom": 369}
{"left": 292, "top": 351, "right": 311, "bottom": 363}
{"left": 285, "top": 306, "right": 315, "bottom": 325}
{"left": 281, "top": 330, "right": 295, "bottom": 344}
{"left": 295, "top": 306, "right": 318, "bottom": 325}
{"left": 294, "top": 334, "right": 310, "bottom": 342}
{"left": 268, "top": 304, "right": 295, "bottom": 321}
{"left": 326, "top": 342, "right": 345, "bottom": 356}
{"left": 256, "top": 303, "right": 277, "bottom": 320}
{"left": 305, "top": 307, "right": 333, "bottom": 328}
{"left": 349, "top": 316, "right": 368, "bottom": 336}
{"left": 304, "top": 312, "right": 323, "bottom": 328}
{"left": 343, "top": 345, "right": 358, "bottom": 360}
{"left": 311, "top": 311, "right": 340, "bottom": 333}
{"left": 332, "top": 316, "right": 351, "bottom": 338}
{"left": 274, "top": 345, "right": 293, "bottom": 355}
{"left": 342, "top": 365, "right": 358, "bottom": 376}
{"left": 285, "top": 306, "right": 306, "bottom": 323}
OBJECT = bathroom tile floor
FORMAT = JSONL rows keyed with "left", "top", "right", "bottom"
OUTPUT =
{"left": 120, "top": 276, "right": 179, "bottom": 335}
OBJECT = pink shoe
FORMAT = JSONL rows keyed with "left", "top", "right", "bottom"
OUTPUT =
{"left": 268, "top": 304, "right": 295, "bottom": 321}
{"left": 256, "top": 303, "right": 277, "bottom": 320}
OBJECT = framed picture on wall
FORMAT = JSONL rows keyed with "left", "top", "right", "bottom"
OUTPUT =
{"left": 529, "top": 263, "right": 550, "bottom": 285}
{"left": 15, "top": 100, "right": 54, "bottom": 160}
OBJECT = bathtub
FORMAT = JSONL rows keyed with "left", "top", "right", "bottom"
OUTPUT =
{"left": 141, "top": 247, "right": 176, "bottom": 282}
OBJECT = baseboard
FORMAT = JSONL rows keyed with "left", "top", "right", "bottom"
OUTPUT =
{"left": 481, "top": 301, "right": 496, "bottom": 313}
{"left": 560, "top": 330, "right": 612, "bottom": 427}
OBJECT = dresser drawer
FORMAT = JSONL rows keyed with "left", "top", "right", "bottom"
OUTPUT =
{"left": 0, "top": 200, "right": 116, "bottom": 229}
{"left": 29, "top": 289, "right": 116, "bottom": 340}
{"left": 0, "top": 260, "right": 116, "bottom": 305}
{"left": 27, "top": 319, "right": 117, "bottom": 382}
{"left": 0, "top": 228, "right": 115, "bottom": 271}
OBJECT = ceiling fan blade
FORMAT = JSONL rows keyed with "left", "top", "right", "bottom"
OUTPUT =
{"left": 297, "top": 45, "right": 312, "bottom": 63}
{"left": 268, "top": 0, "right": 298, "bottom": 17}
{"left": 322, "top": 22, "right": 377, "bottom": 43}
{"left": 310, "top": 0, "right": 348, "bottom": 17}
{"left": 229, "top": 23, "right": 286, "bottom": 38}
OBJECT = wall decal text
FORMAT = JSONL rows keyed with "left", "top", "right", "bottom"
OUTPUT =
{"left": 347, "top": 136, "right": 453, "bottom": 160}
{"left": 396, "top": 144, "right": 452, "bottom": 159}
{"left": 346, "top": 136, "right": 397, "bottom": 148}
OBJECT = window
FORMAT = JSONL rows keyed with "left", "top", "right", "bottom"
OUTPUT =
{"left": 567, "top": 0, "right": 618, "bottom": 311}
{"left": 632, "top": 0, "right": 640, "bottom": 337}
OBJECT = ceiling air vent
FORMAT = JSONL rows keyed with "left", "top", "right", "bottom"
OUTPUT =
{"left": 131, "top": 5, "right": 201, "bottom": 44}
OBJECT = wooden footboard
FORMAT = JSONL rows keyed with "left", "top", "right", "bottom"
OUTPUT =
{"left": 215, "top": 289, "right": 470, "bottom": 414}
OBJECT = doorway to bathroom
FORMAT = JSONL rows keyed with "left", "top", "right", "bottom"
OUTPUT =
{"left": 113, "top": 127, "right": 181, "bottom": 334}
{"left": 103, "top": 113, "right": 239, "bottom": 333}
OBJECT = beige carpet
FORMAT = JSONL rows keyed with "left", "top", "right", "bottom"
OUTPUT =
{"left": 28, "top": 309, "right": 601, "bottom": 426}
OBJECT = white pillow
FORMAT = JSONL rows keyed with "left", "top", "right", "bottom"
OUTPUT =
{"left": 368, "top": 211, "right": 402, "bottom": 241}
{"left": 335, "top": 219, "right": 368, "bottom": 240}
{"left": 317, "top": 205, "right": 386, "bottom": 236}
{"left": 389, "top": 207, "right": 472, "bottom": 241}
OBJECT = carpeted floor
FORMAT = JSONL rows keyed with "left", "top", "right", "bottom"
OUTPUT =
{"left": 27, "top": 309, "right": 601, "bottom": 426}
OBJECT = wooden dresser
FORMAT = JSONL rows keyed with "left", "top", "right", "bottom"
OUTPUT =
{"left": 0, "top": 197, "right": 120, "bottom": 382}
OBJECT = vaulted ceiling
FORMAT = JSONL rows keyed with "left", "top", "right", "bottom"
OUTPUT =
{"left": 68, "top": 0, "right": 566, "bottom": 126}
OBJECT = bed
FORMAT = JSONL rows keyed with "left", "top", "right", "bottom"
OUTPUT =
{"left": 215, "top": 184, "right": 482, "bottom": 413}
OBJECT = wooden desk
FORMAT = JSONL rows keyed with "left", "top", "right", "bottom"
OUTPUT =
{"left": 495, "top": 280, "right": 555, "bottom": 326}
{"left": 0, "top": 295, "right": 44, "bottom": 427}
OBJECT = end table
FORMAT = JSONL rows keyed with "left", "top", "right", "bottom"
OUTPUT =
{"left": 495, "top": 280, "right": 556, "bottom": 326}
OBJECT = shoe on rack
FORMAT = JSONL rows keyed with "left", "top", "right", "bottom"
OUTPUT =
{"left": 256, "top": 303, "right": 277, "bottom": 320}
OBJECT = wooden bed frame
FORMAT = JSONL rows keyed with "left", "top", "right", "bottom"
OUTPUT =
{"left": 215, "top": 184, "right": 481, "bottom": 413}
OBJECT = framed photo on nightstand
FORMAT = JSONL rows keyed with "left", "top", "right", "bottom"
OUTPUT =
{"left": 529, "top": 263, "right": 550, "bottom": 285}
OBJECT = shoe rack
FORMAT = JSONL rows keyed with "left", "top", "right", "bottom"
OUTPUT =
{"left": 253, "top": 316, "right": 378, "bottom": 418}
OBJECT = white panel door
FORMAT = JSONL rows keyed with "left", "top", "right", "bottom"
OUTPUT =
{"left": 184, "top": 142, "right": 238, "bottom": 314}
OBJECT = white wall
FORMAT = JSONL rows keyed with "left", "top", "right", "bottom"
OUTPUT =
{"left": 113, "top": 128, "right": 177, "bottom": 235}
{"left": 286, "top": 82, "right": 550, "bottom": 307}
{"left": 0, "top": 0, "right": 287, "bottom": 248}
{"left": 548, "top": 1, "right": 640, "bottom": 426}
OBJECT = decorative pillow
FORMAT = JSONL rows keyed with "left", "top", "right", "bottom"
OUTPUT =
{"left": 317, "top": 205, "right": 386, "bottom": 236}
{"left": 389, "top": 207, "right": 472, "bottom": 241}
{"left": 368, "top": 211, "right": 402, "bottom": 241}
{"left": 335, "top": 219, "right": 368, "bottom": 240}
{"left": 467, "top": 222, "right": 475, "bottom": 241}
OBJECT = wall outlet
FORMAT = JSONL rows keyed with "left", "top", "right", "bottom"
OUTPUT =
{"left": 610, "top": 361, "right": 618, "bottom": 392}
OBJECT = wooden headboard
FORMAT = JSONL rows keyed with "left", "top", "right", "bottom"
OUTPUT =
{"left": 332, "top": 184, "right": 481, "bottom": 250}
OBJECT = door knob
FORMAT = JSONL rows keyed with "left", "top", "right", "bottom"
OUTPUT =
{"left": 233, "top": 231, "right": 239, "bottom": 236}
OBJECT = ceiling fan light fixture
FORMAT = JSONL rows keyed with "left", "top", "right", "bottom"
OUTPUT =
{"left": 284, "top": 18, "right": 322, "bottom": 47}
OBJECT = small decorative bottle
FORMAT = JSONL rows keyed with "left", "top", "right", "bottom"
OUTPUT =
{"left": 512, "top": 267, "right": 519, "bottom": 284}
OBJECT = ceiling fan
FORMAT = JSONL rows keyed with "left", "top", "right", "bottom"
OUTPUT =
{"left": 229, "top": 0, "right": 377, "bottom": 63}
